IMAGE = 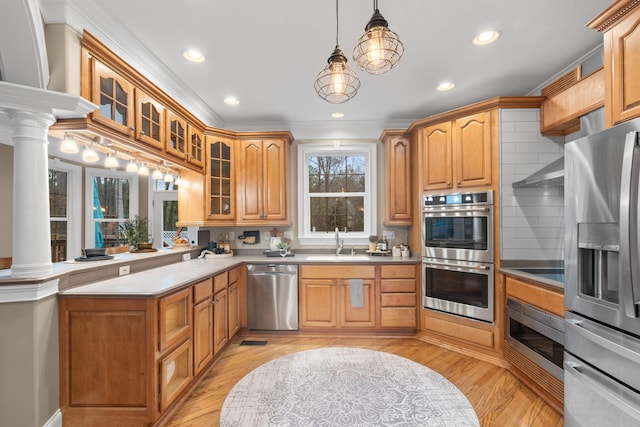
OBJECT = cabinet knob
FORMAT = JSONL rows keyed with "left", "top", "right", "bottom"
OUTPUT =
{"left": 446, "top": 181, "right": 451, "bottom": 186}
{"left": 211, "top": 300, "right": 216, "bottom": 305}
{"left": 457, "top": 181, "right": 461, "bottom": 185}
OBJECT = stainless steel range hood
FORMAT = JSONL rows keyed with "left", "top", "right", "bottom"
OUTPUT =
{"left": 512, "top": 156, "right": 564, "bottom": 188}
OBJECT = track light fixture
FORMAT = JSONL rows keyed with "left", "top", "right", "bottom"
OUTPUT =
{"left": 60, "top": 133, "right": 79, "bottom": 154}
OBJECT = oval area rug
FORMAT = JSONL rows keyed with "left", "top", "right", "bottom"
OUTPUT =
{"left": 220, "top": 347, "right": 479, "bottom": 426}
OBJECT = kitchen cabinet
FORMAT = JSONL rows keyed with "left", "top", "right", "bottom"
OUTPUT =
{"left": 236, "top": 136, "right": 291, "bottom": 224}
{"left": 228, "top": 266, "right": 241, "bottom": 338}
{"left": 159, "top": 287, "right": 192, "bottom": 352}
{"left": 299, "top": 265, "right": 376, "bottom": 329}
{"left": 193, "top": 278, "right": 214, "bottom": 375}
{"left": 166, "top": 109, "right": 188, "bottom": 160}
{"left": 213, "top": 271, "right": 229, "bottom": 354}
{"left": 159, "top": 338, "right": 193, "bottom": 412}
{"left": 90, "top": 58, "right": 135, "bottom": 136}
{"left": 382, "top": 130, "right": 412, "bottom": 225}
{"left": 188, "top": 125, "right": 205, "bottom": 168}
{"left": 419, "top": 111, "right": 493, "bottom": 191}
{"left": 589, "top": 2, "right": 640, "bottom": 126}
{"left": 206, "top": 134, "right": 235, "bottom": 222}
{"left": 135, "top": 88, "right": 165, "bottom": 149}
{"left": 380, "top": 265, "right": 417, "bottom": 328}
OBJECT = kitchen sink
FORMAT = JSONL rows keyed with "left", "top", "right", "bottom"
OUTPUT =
{"left": 305, "top": 255, "right": 371, "bottom": 262}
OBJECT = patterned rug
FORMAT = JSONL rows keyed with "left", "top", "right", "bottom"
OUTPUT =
{"left": 220, "top": 347, "right": 479, "bottom": 426}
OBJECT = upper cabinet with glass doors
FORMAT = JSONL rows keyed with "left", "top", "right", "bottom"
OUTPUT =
{"left": 135, "top": 89, "right": 165, "bottom": 150}
{"left": 90, "top": 59, "right": 134, "bottom": 136}
{"left": 206, "top": 134, "right": 235, "bottom": 222}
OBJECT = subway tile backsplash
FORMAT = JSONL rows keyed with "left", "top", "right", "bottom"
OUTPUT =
{"left": 500, "top": 109, "right": 564, "bottom": 261}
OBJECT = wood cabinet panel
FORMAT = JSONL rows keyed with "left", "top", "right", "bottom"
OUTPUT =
{"left": 228, "top": 282, "right": 240, "bottom": 338}
{"left": 188, "top": 125, "right": 205, "bottom": 168}
{"left": 299, "top": 279, "right": 338, "bottom": 328}
{"left": 380, "top": 264, "right": 416, "bottom": 279}
{"left": 421, "top": 122, "right": 453, "bottom": 191}
{"left": 505, "top": 275, "right": 564, "bottom": 318}
{"left": 159, "top": 287, "right": 192, "bottom": 352}
{"left": 160, "top": 338, "right": 193, "bottom": 412}
{"left": 381, "top": 307, "right": 417, "bottom": 328}
{"left": 382, "top": 131, "right": 412, "bottom": 225}
{"left": 381, "top": 293, "right": 416, "bottom": 306}
{"left": 205, "top": 135, "right": 235, "bottom": 221}
{"left": 67, "top": 308, "right": 148, "bottom": 406}
{"left": 193, "top": 278, "right": 213, "bottom": 303}
{"left": 423, "top": 315, "right": 494, "bottom": 348}
{"left": 339, "top": 279, "right": 376, "bottom": 328}
{"left": 213, "top": 289, "right": 228, "bottom": 354}
{"left": 214, "top": 271, "right": 228, "bottom": 293}
{"left": 300, "top": 265, "right": 376, "bottom": 279}
{"left": 454, "top": 111, "right": 492, "bottom": 188}
{"left": 135, "top": 88, "right": 164, "bottom": 149}
{"left": 193, "top": 299, "right": 213, "bottom": 374}
{"left": 90, "top": 59, "right": 135, "bottom": 136}
{"left": 236, "top": 138, "right": 289, "bottom": 224}
{"left": 380, "top": 279, "right": 416, "bottom": 293}
{"left": 166, "top": 110, "right": 188, "bottom": 160}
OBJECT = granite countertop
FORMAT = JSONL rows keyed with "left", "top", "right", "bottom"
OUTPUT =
{"left": 58, "top": 251, "right": 420, "bottom": 297}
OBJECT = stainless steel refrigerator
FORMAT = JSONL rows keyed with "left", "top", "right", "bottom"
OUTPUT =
{"left": 565, "top": 117, "right": 640, "bottom": 426}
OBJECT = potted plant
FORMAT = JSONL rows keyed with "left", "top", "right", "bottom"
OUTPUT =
{"left": 119, "top": 215, "right": 150, "bottom": 251}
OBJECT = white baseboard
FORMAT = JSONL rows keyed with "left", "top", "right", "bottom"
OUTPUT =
{"left": 43, "top": 409, "right": 62, "bottom": 427}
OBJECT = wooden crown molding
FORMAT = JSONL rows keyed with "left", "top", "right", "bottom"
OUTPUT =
{"left": 587, "top": 0, "right": 640, "bottom": 32}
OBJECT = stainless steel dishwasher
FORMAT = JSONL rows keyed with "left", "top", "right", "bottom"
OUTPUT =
{"left": 247, "top": 264, "right": 299, "bottom": 330}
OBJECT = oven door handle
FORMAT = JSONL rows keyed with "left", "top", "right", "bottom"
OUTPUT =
{"left": 424, "top": 260, "right": 491, "bottom": 272}
{"left": 423, "top": 206, "right": 491, "bottom": 214}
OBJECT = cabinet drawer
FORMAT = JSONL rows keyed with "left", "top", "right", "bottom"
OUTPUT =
{"left": 381, "top": 293, "right": 416, "bottom": 307}
{"left": 381, "top": 279, "right": 416, "bottom": 293}
{"left": 381, "top": 265, "right": 416, "bottom": 279}
{"left": 193, "top": 278, "right": 213, "bottom": 303}
{"left": 301, "top": 265, "right": 375, "bottom": 279}
{"left": 214, "top": 271, "right": 228, "bottom": 293}
{"left": 159, "top": 338, "right": 193, "bottom": 412}
{"left": 380, "top": 307, "right": 417, "bottom": 328}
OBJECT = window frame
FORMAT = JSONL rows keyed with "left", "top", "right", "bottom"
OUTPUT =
{"left": 48, "top": 158, "right": 82, "bottom": 260}
{"left": 84, "top": 167, "right": 139, "bottom": 249}
{"left": 297, "top": 142, "right": 377, "bottom": 245}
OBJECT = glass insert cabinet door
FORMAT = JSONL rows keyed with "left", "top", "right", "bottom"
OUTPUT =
{"left": 207, "top": 139, "right": 234, "bottom": 219}
{"left": 91, "top": 59, "right": 134, "bottom": 135}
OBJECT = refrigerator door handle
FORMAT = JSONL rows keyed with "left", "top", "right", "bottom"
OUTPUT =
{"left": 620, "top": 131, "right": 640, "bottom": 319}
{"left": 566, "top": 317, "right": 640, "bottom": 363}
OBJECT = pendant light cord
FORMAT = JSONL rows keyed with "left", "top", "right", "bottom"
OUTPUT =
{"left": 335, "top": 0, "right": 339, "bottom": 46}
{"left": 373, "top": 0, "right": 378, "bottom": 11}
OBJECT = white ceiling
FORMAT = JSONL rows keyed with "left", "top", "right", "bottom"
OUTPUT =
{"left": 41, "top": 0, "right": 611, "bottom": 136}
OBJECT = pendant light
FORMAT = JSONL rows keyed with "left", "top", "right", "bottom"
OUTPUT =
{"left": 60, "top": 133, "right": 79, "bottom": 154}
{"left": 314, "top": 0, "right": 360, "bottom": 104}
{"left": 82, "top": 144, "right": 99, "bottom": 163}
{"left": 104, "top": 152, "right": 120, "bottom": 169}
{"left": 126, "top": 159, "right": 139, "bottom": 173}
{"left": 152, "top": 167, "right": 164, "bottom": 180}
{"left": 353, "top": 0, "right": 404, "bottom": 75}
{"left": 138, "top": 163, "right": 149, "bottom": 176}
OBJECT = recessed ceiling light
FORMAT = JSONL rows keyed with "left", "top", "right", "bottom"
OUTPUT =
{"left": 224, "top": 97, "right": 240, "bottom": 105}
{"left": 473, "top": 30, "right": 500, "bottom": 46}
{"left": 331, "top": 112, "right": 344, "bottom": 118}
{"left": 437, "top": 82, "right": 455, "bottom": 91}
{"left": 182, "top": 49, "right": 205, "bottom": 62}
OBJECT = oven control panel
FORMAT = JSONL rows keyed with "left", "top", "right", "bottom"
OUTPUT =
{"left": 423, "top": 190, "right": 493, "bottom": 208}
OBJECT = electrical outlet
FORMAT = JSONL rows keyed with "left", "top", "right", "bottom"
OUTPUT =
{"left": 264, "top": 231, "right": 270, "bottom": 240}
{"left": 118, "top": 265, "right": 130, "bottom": 276}
{"left": 229, "top": 231, "right": 235, "bottom": 240}
{"left": 383, "top": 230, "right": 396, "bottom": 240}
{"left": 182, "top": 253, "right": 191, "bottom": 261}
{"left": 283, "top": 230, "right": 293, "bottom": 240}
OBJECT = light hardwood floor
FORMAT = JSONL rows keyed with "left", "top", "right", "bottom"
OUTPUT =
{"left": 165, "top": 335, "right": 563, "bottom": 427}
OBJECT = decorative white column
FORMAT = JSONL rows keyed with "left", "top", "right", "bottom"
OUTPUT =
{"left": 7, "top": 110, "right": 56, "bottom": 277}
{"left": 0, "top": 81, "right": 96, "bottom": 279}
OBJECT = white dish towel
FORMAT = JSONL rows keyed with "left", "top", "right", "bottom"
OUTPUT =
{"left": 349, "top": 279, "right": 364, "bottom": 308}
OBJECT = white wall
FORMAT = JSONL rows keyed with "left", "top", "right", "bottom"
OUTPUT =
{"left": 500, "top": 109, "right": 564, "bottom": 261}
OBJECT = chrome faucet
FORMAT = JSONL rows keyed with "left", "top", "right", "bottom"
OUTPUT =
{"left": 335, "top": 227, "right": 344, "bottom": 256}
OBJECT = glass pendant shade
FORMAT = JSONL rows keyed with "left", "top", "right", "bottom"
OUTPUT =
{"left": 315, "top": 46, "right": 360, "bottom": 104}
{"left": 174, "top": 176, "right": 182, "bottom": 186}
{"left": 104, "top": 153, "right": 119, "bottom": 168}
{"left": 138, "top": 163, "right": 149, "bottom": 176}
{"left": 60, "top": 134, "right": 79, "bottom": 154}
{"left": 353, "top": 4, "right": 404, "bottom": 75}
{"left": 126, "top": 159, "right": 139, "bottom": 173}
{"left": 82, "top": 145, "right": 99, "bottom": 163}
{"left": 152, "top": 168, "right": 163, "bottom": 180}
{"left": 164, "top": 172, "right": 174, "bottom": 183}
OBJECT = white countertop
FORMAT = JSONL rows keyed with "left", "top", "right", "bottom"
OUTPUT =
{"left": 59, "top": 252, "right": 419, "bottom": 297}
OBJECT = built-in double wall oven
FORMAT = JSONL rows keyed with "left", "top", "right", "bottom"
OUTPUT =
{"left": 422, "top": 191, "right": 494, "bottom": 323}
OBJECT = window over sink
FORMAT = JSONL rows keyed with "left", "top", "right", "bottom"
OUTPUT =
{"left": 297, "top": 142, "right": 376, "bottom": 245}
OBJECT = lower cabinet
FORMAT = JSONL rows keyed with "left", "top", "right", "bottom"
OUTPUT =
{"left": 58, "top": 267, "right": 245, "bottom": 427}
{"left": 299, "top": 264, "right": 418, "bottom": 331}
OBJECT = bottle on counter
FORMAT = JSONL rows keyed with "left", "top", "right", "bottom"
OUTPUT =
{"left": 223, "top": 234, "right": 231, "bottom": 253}
{"left": 379, "top": 237, "right": 388, "bottom": 251}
